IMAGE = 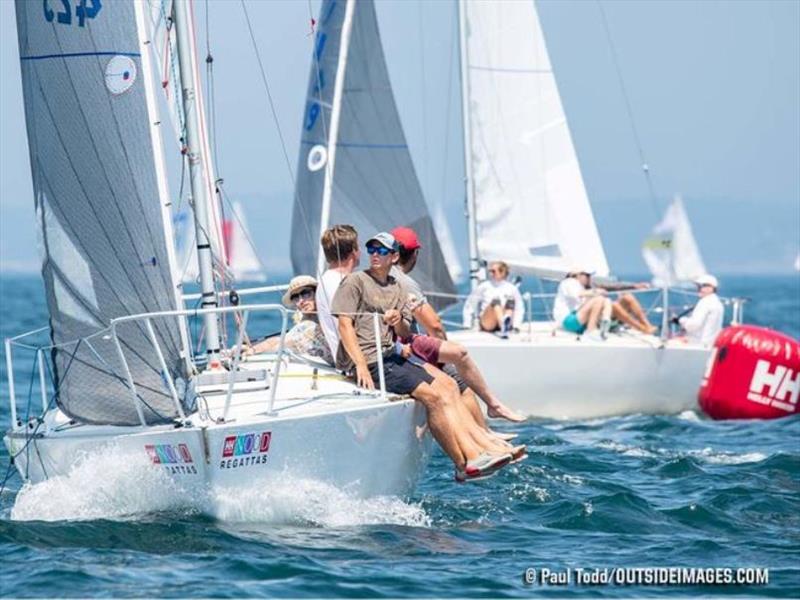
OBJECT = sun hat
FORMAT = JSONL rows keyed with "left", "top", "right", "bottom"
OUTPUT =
{"left": 694, "top": 274, "right": 719, "bottom": 289}
{"left": 365, "top": 231, "right": 398, "bottom": 251}
{"left": 282, "top": 275, "right": 318, "bottom": 307}
{"left": 391, "top": 226, "right": 421, "bottom": 251}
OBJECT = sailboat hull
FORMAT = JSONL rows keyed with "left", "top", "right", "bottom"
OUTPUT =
{"left": 4, "top": 395, "right": 432, "bottom": 508}
{"left": 450, "top": 325, "right": 709, "bottom": 420}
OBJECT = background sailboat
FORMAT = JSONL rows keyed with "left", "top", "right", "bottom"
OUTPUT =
{"left": 174, "top": 202, "right": 266, "bottom": 284}
{"left": 642, "top": 194, "right": 707, "bottom": 287}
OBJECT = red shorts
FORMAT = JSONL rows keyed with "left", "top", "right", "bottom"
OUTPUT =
{"left": 408, "top": 334, "right": 442, "bottom": 364}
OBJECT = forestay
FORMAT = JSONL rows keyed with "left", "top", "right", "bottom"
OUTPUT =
{"left": 461, "top": 0, "right": 609, "bottom": 278}
{"left": 15, "top": 0, "right": 190, "bottom": 425}
{"left": 291, "top": 0, "right": 456, "bottom": 305}
{"left": 642, "top": 195, "right": 707, "bottom": 287}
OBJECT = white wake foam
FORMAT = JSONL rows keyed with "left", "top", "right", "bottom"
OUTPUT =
{"left": 209, "top": 476, "right": 430, "bottom": 527}
{"left": 11, "top": 446, "right": 193, "bottom": 522}
{"left": 10, "top": 452, "right": 428, "bottom": 528}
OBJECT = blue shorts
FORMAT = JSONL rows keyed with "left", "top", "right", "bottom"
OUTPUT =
{"left": 562, "top": 311, "right": 586, "bottom": 334}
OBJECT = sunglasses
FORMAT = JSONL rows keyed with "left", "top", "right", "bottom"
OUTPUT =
{"left": 366, "top": 245, "right": 393, "bottom": 256}
{"left": 290, "top": 288, "right": 314, "bottom": 303}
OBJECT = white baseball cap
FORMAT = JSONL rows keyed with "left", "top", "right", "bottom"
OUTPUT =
{"left": 694, "top": 274, "right": 719, "bottom": 288}
{"left": 568, "top": 264, "right": 595, "bottom": 276}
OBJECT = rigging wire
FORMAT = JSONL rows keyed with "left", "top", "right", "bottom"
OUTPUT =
{"left": 440, "top": 0, "right": 458, "bottom": 212}
{"left": 417, "top": 0, "right": 430, "bottom": 199}
{"left": 239, "top": 0, "right": 322, "bottom": 277}
{"left": 596, "top": 0, "right": 661, "bottom": 217}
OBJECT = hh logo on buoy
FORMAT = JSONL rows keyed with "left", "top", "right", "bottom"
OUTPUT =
{"left": 747, "top": 360, "right": 799, "bottom": 413}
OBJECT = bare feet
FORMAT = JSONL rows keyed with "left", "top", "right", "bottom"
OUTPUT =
{"left": 487, "top": 403, "right": 526, "bottom": 422}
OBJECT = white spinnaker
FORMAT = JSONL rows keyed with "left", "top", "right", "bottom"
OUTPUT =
{"left": 461, "top": 0, "right": 609, "bottom": 278}
{"left": 642, "top": 195, "right": 707, "bottom": 287}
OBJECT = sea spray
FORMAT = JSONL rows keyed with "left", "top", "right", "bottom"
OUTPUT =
{"left": 11, "top": 446, "right": 194, "bottom": 522}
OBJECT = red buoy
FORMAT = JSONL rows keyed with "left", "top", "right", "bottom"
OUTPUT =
{"left": 699, "top": 325, "right": 800, "bottom": 420}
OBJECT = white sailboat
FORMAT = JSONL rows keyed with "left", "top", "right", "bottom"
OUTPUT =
{"left": 642, "top": 195, "right": 707, "bottom": 287}
{"left": 174, "top": 202, "right": 266, "bottom": 284}
{"left": 4, "top": 0, "right": 430, "bottom": 508}
{"left": 443, "top": 0, "right": 727, "bottom": 419}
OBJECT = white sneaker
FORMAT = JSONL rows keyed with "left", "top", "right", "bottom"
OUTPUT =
{"left": 584, "top": 331, "right": 605, "bottom": 342}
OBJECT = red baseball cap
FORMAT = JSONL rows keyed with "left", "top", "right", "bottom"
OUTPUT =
{"left": 391, "top": 226, "right": 421, "bottom": 251}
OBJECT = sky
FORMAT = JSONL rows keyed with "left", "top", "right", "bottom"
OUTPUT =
{"left": 1, "top": 0, "right": 798, "bottom": 276}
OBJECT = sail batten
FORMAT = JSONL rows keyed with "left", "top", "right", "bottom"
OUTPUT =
{"left": 15, "top": 0, "right": 189, "bottom": 425}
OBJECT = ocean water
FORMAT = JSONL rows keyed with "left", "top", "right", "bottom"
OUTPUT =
{"left": 0, "top": 273, "right": 798, "bottom": 598}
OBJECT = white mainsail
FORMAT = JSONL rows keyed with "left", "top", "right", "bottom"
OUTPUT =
{"left": 15, "top": 0, "right": 190, "bottom": 425}
{"left": 642, "top": 195, "right": 707, "bottom": 287}
{"left": 459, "top": 0, "right": 609, "bottom": 279}
{"left": 291, "top": 0, "right": 456, "bottom": 304}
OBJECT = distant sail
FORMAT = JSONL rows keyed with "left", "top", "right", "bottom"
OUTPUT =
{"left": 224, "top": 202, "right": 266, "bottom": 282}
{"left": 794, "top": 253, "right": 800, "bottom": 272}
{"left": 291, "top": 0, "right": 456, "bottom": 305}
{"left": 642, "top": 195, "right": 707, "bottom": 287}
{"left": 460, "top": 0, "right": 609, "bottom": 278}
{"left": 15, "top": 0, "right": 189, "bottom": 425}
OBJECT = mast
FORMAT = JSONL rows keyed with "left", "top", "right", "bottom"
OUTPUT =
{"left": 133, "top": 0, "right": 193, "bottom": 375}
{"left": 456, "top": 0, "right": 480, "bottom": 290}
{"left": 317, "top": 0, "right": 356, "bottom": 276}
{"left": 173, "top": 0, "right": 221, "bottom": 357}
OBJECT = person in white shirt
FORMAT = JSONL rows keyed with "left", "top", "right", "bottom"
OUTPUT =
{"left": 463, "top": 261, "right": 524, "bottom": 338}
{"left": 315, "top": 224, "right": 360, "bottom": 358}
{"left": 552, "top": 267, "right": 610, "bottom": 339}
{"left": 678, "top": 274, "right": 724, "bottom": 346}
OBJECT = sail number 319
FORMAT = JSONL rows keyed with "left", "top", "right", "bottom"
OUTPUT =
{"left": 44, "top": 0, "right": 102, "bottom": 27}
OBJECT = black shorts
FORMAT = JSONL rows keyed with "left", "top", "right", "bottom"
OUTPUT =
{"left": 368, "top": 354, "right": 434, "bottom": 395}
{"left": 441, "top": 363, "right": 468, "bottom": 393}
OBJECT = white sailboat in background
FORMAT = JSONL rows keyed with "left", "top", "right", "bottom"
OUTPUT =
{"left": 642, "top": 195, "right": 707, "bottom": 287}
{"left": 442, "top": 0, "right": 726, "bottom": 419}
{"left": 4, "top": 0, "right": 430, "bottom": 507}
{"left": 174, "top": 202, "right": 267, "bottom": 284}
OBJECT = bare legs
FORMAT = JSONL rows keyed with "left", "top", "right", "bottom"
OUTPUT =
{"left": 479, "top": 303, "right": 513, "bottom": 332}
{"left": 613, "top": 293, "right": 656, "bottom": 334}
{"left": 576, "top": 296, "right": 606, "bottom": 332}
{"left": 413, "top": 365, "right": 519, "bottom": 470}
{"left": 437, "top": 341, "right": 525, "bottom": 422}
